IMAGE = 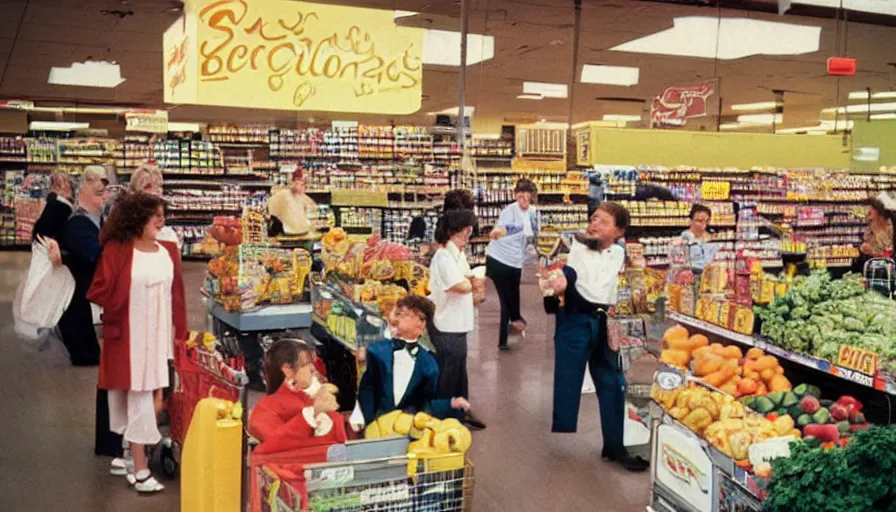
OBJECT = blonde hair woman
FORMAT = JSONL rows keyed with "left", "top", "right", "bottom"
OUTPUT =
{"left": 128, "top": 163, "right": 179, "bottom": 247}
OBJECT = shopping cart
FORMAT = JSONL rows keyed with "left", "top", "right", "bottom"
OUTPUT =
{"left": 863, "top": 257, "right": 895, "bottom": 298}
{"left": 256, "top": 452, "right": 474, "bottom": 512}
{"left": 156, "top": 333, "right": 249, "bottom": 480}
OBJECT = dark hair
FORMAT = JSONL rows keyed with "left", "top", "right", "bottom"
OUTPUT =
{"left": 514, "top": 179, "right": 538, "bottom": 195}
{"left": 443, "top": 189, "right": 474, "bottom": 211}
{"left": 100, "top": 191, "right": 165, "bottom": 245}
{"left": 434, "top": 209, "right": 477, "bottom": 245}
{"left": 396, "top": 295, "right": 435, "bottom": 325}
{"left": 689, "top": 204, "right": 713, "bottom": 220}
{"left": 595, "top": 201, "right": 631, "bottom": 231}
{"left": 869, "top": 198, "right": 889, "bottom": 218}
{"left": 263, "top": 339, "right": 315, "bottom": 395}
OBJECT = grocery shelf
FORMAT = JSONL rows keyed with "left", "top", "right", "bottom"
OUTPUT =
{"left": 666, "top": 311, "right": 896, "bottom": 396}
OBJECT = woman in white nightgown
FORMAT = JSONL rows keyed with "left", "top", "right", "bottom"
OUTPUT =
{"left": 88, "top": 191, "right": 187, "bottom": 495}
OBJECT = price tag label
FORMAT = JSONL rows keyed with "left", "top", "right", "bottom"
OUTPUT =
{"left": 748, "top": 436, "right": 794, "bottom": 467}
{"left": 701, "top": 181, "right": 730, "bottom": 201}
{"left": 837, "top": 345, "right": 879, "bottom": 376}
{"left": 320, "top": 466, "right": 354, "bottom": 485}
{"left": 656, "top": 367, "right": 686, "bottom": 391}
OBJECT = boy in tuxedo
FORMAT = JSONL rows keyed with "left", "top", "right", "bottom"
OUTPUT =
{"left": 357, "top": 295, "right": 471, "bottom": 427}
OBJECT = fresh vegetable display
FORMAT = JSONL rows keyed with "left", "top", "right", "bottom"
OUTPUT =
{"left": 754, "top": 271, "right": 896, "bottom": 374}
{"left": 764, "top": 425, "right": 896, "bottom": 512}
{"left": 364, "top": 410, "right": 473, "bottom": 456}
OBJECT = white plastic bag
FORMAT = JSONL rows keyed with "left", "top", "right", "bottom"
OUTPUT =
{"left": 13, "top": 243, "right": 76, "bottom": 340}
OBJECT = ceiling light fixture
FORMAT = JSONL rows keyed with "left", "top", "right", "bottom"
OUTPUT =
{"left": 517, "top": 94, "right": 544, "bottom": 100}
{"left": 427, "top": 106, "right": 476, "bottom": 116}
{"left": 793, "top": 0, "right": 896, "bottom": 16}
{"left": 870, "top": 113, "right": 896, "bottom": 120}
{"left": 730, "top": 101, "right": 782, "bottom": 111}
{"left": 848, "top": 91, "right": 896, "bottom": 101}
{"left": 393, "top": 10, "right": 418, "bottom": 21}
{"left": 523, "top": 82, "right": 568, "bottom": 99}
{"left": 777, "top": 120, "right": 853, "bottom": 133}
{"left": 29, "top": 121, "right": 90, "bottom": 131}
{"left": 167, "top": 122, "right": 203, "bottom": 132}
{"left": 824, "top": 102, "right": 896, "bottom": 114}
{"left": 610, "top": 17, "right": 821, "bottom": 60}
{"left": 48, "top": 61, "right": 125, "bottom": 88}
{"left": 580, "top": 65, "right": 640, "bottom": 86}
{"left": 736, "top": 114, "right": 783, "bottom": 124}
{"left": 602, "top": 114, "right": 642, "bottom": 122}
{"left": 422, "top": 30, "right": 495, "bottom": 66}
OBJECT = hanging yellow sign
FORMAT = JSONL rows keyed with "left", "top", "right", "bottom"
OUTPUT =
{"left": 163, "top": 0, "right": 424, "bottom": 114}
{"left": 700, "top": 181, "right": 730, "bottom": 201}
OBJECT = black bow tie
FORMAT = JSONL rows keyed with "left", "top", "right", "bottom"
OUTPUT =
{"left": 393, "top": 339, "right": 419, "bottom": 357}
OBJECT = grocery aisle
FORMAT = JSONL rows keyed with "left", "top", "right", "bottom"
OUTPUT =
{"left": 0, "top": 251, "right": 650, "bottom": 511}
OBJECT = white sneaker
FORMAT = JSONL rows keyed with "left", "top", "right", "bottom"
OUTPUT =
{"left": 133, "top": 470, "right": 164, "bottom": 493}
{"left": 110, "top": 456, "right": 134, "bottom": 477}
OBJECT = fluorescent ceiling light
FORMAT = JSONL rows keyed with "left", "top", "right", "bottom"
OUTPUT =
{"left": 48, "top": 61, "right": 125, "bottom": 88}
{"left": 777, "top": 120, "right": 853, "bottom": 133}
{"left": 793, "top": 0, "right": 896, "bottom": 16}
{"left": 167, "top": 122, "right": 202, "bottom": 132}
{"left": 737, "top": 114, "right": 783, "bottom": 124}
{"left": 517, "top": 94, "right": 543, "bottom": 100}
{"left": 29, "top": 121, "right": 90, "bottom": 131}
{"left": 731, "top": 101, "right": 782, "bottom": 112}
{"left": 602, "top": 114, "right": 641, "bottom": 122}
{"left": 580, "top": 65, "right": 639, "bottom": 86}
{"left": 427, "top": 106, "right": 476, "bottom": 116}
{"left": 870, "top": 113, "right": 896, "bottom": 120}
{"left": 848, "top": 91, "right": 896, "bottom": 101}
{"left": 824, "top": 102, "right": 896, "bottom": 114}
{"left": 523, "top": 82, "right": 568, "bottom": 99}
{"left": 422, "top": 30, "right": 495, "bottom": 66}
{"left": 394, "top": 10, "right": 418, "bottom": 20}
{"left": 719, "top": 123, "right": 746, "bottom": 130}
{"left": 610, "top": 17, "right": 820, "bottom": 60}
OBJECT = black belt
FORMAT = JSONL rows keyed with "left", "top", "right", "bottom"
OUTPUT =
{"left": 567, "top": 303, "right": 610, "bottom": 316}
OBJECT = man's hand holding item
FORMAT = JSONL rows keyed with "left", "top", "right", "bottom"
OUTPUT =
{"left": 451, "top": 397, "right": 471, "bottom": 411}
{"left": 312, "top": 386, "right": 339, "bottom": 416}
{"left": 37, "top": 235, "right": 62, "bottom": 267}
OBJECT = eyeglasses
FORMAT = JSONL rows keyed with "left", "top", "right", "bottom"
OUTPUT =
{"left": 393, "top": 309, "right": 426, "bottom": 322}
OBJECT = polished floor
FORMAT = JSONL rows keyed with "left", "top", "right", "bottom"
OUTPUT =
{"left": 0, "top": 250, "right": 652, "bottom": 511}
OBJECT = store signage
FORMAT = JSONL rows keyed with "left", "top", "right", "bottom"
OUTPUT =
{"left": 331, "top": 190, "right": 389, "bottom": 208}
{"left": 0, "top": 100, "right": 34, "bottom": 110}
{"left": 655, "top": 425, "right": 714, "bottom": 512}
{"left": 748, "top": 436, "right": 794, "bottom": 467}
{"left": 837, "top": 345, "right": 879, "bottom": 376}
{"left": 656, "top": 367, "right": 686, "bottom": 391}
{"left": 650, "top": 80, "right": 715, "bottom": 128}
{"left": 125, "top": 110, "right": 169, "bottom": 134}
{"left": 163, "top": 0, "right": 424, "bottom": 114}
{"left": 701, "top": 181, "right": 730, "bottom": 201}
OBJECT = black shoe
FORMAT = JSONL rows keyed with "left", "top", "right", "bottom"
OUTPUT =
{"left": 615, "top": 454, "right": 649, "bottom": 472}
{"left": 463, "top": 411, "right": 487, "bottom": 430}
{"left": 498, "top": 344, "right": 510, "bottom": 352}
{"left": 601, "top": 448, "right": 616, "bottom": 462}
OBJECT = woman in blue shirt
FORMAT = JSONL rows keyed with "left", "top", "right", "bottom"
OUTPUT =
{"left": 485, "top": 179, "right": 540, "bottom": 351}
{"left": 680, "top": 204, "right": 716, "bottom": 272}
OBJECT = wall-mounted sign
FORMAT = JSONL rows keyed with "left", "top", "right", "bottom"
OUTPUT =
{"left": 125, "top": 110, "right": 169, "bottom": 134}
{"left": 701, "top": 180, "right": 730, "bottom": 201}
{"left": 163, "top": 0, "right": 423, "bottom": 114}
{"left": 650, "top": 81, "right": 715, "bottom": 128}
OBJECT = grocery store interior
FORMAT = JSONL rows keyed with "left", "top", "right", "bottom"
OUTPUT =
{"left": 2, "top": 0, "right": 896, "bottom": 511}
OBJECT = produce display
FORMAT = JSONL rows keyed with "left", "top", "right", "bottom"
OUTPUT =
{"left": 741, "top": 391, "right": 870, "bottom": 447}
{"left": 364, "top": 410, "right": 473, "bottom": 458}
{"left": 205, "top": 245, "right": 313, "bottom": 311}
{"left": 754, "top": 271, "right": 896, "bottom": 374}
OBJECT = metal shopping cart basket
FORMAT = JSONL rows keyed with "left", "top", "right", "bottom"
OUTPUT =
{"left": 157, "top": 333, "right": 249, "bottom": 479}
{"left": 863, "top": 257, "right": 895, "bottom": 299}
{"left": 257, "top": 452, "right": 474, "bottom": 512}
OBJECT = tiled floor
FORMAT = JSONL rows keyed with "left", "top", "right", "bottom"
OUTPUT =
{"left": 0, "top": 250, "right": 652, "bottom": 511}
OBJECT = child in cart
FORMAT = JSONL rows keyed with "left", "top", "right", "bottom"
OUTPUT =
{"left": 354, "top": 295, "right": 472, "bottom": 430}
{"left": 249, "top": 339, "right": 347, "bottom": 455}
{"left": 544, "top": 202, "right": 650, "bottom": 472}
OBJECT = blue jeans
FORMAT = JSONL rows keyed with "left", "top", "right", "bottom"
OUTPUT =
{"left": 552, "top": 311, "right": 627, "bottom": 456}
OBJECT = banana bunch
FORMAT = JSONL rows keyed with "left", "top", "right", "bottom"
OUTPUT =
{"left": 364, "top": 411, "right": 472, "bottom": 455}
{"left": 186, "top": 331, "right": 217, "bottom": 351}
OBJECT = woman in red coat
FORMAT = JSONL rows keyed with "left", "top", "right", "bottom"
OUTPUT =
{"left": 87, "top": 192, "right": 187, "bottom": 494}
{"left": 250, "top": 339, "right": 346, "bottom": 455}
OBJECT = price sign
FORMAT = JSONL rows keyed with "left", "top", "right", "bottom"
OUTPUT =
{"left": 656, "top": 366, "right": 686, "bottom": 391}
{"left": 748, "top": 436, "right": 794, "bottom": 467}
{"left": 330, "top": 190, "right": 389, "bottom": 208}
{"left": 701, "top": 181, "right": 731, "bottom": 201}
{"left": 837, "top": 346, "right": 879, "bottom": 376}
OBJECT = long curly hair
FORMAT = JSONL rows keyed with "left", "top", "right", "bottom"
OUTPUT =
{"left": 101, "top": 191, "right": 165, "bottom": 245}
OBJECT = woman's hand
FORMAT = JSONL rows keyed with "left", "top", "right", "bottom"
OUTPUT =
{"left": 451, "top": 397, "right": 471, "bottom": 411}
{"left": 312, "top": 388, "right": 339, "bottom": 416}
{"left": 490, "top": 226, "right": 506, "bottom": 240}
{"left": 37, "top": 235, "right": 62, "bottom": 266}
{"left": 548, "top": 274, "right": 567, "bottom": 294}
{"left": 471, "top": 277, "right": 486, "bottom": 304}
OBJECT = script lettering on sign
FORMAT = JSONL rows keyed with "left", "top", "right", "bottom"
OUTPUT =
{"left": 164, "top": 0, "right": 423, "bottom": 114}
{"left": 701, "top": 181, "right": 730, "bottom": 201}
{"left": 837, "top": 346, "right": 879, "bottom": 377}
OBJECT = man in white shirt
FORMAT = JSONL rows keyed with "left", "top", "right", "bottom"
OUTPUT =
{"left": 546, "top": 202, "right": 648, "bottom": 472}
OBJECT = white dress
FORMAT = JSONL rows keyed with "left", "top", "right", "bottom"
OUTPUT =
{"left": 108, "top": 243, "right": 174, "bottom": 445}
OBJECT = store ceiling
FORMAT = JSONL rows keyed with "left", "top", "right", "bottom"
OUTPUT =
{"left": 1, "top": 0, "right": 895, "bottom": 131}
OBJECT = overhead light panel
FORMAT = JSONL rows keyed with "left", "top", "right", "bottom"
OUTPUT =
{"left": 737, "top": 114, "right": 783, "bottom": 124}
{"left": 793, "top": 0, "right": 896, "bottom": 16}
{"left": 523, "top": 82, "right": 568, "bottom": 99}
{"left": 427, "top": 106, "right": 476, "bottom": 116}
{"left": 580, "top": 65, "right": 639, "bottom": 86}
{"left": 393, "top": 10, "right": 418, "bottom": 21}
{"left": 517, "top": 94, "right": 544, "bottom": 100}
{"left": 167, "top": 122, "right": 203, "bottom": 132}
{"left": 602, "top": 114, "right": 641, "bottom": 122}
{"left": 870, "top": 113, "right": 896, "bottom": 120}
{"left": 824, "top": 102, "right": 896, "bottom": 114}
{"left": 48, "top": 61, "right": 125, "bottom": 88}
{"left": 848, "top": 91, "right": 896, "bottom": 101}
{"left": 29, "top": 121, "right": 90, "bottom": 131}
{"left": 423, "top": 30, "right": 495, "bottom": 66}
{"left": 731, "top": 101, "right": 782, "bottom": 112}
{"left": 777, "top": 120, "right": 853, "bottom": 133}
{"left": 610, "top": 17, "right": 821, "bottom": 60}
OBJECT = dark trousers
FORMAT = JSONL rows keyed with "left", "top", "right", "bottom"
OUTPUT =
{"left": 485, "top": 256, "right": 523, "bottom": 348}
{"left": 57, "top": 293, "right": 100, "bottom": 365}
{"left": 552, "top": 311, "right": 627, "bottom": 457}
{"left": 428, "top": 325, "right": 469, "bottom": 400}
{"left": 95, "top": 388, "right": 124, "bottom": 458}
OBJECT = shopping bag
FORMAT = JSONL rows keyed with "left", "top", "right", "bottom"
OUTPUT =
{"left": 12, "top": 243, "right": 75, "bottom": 340}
